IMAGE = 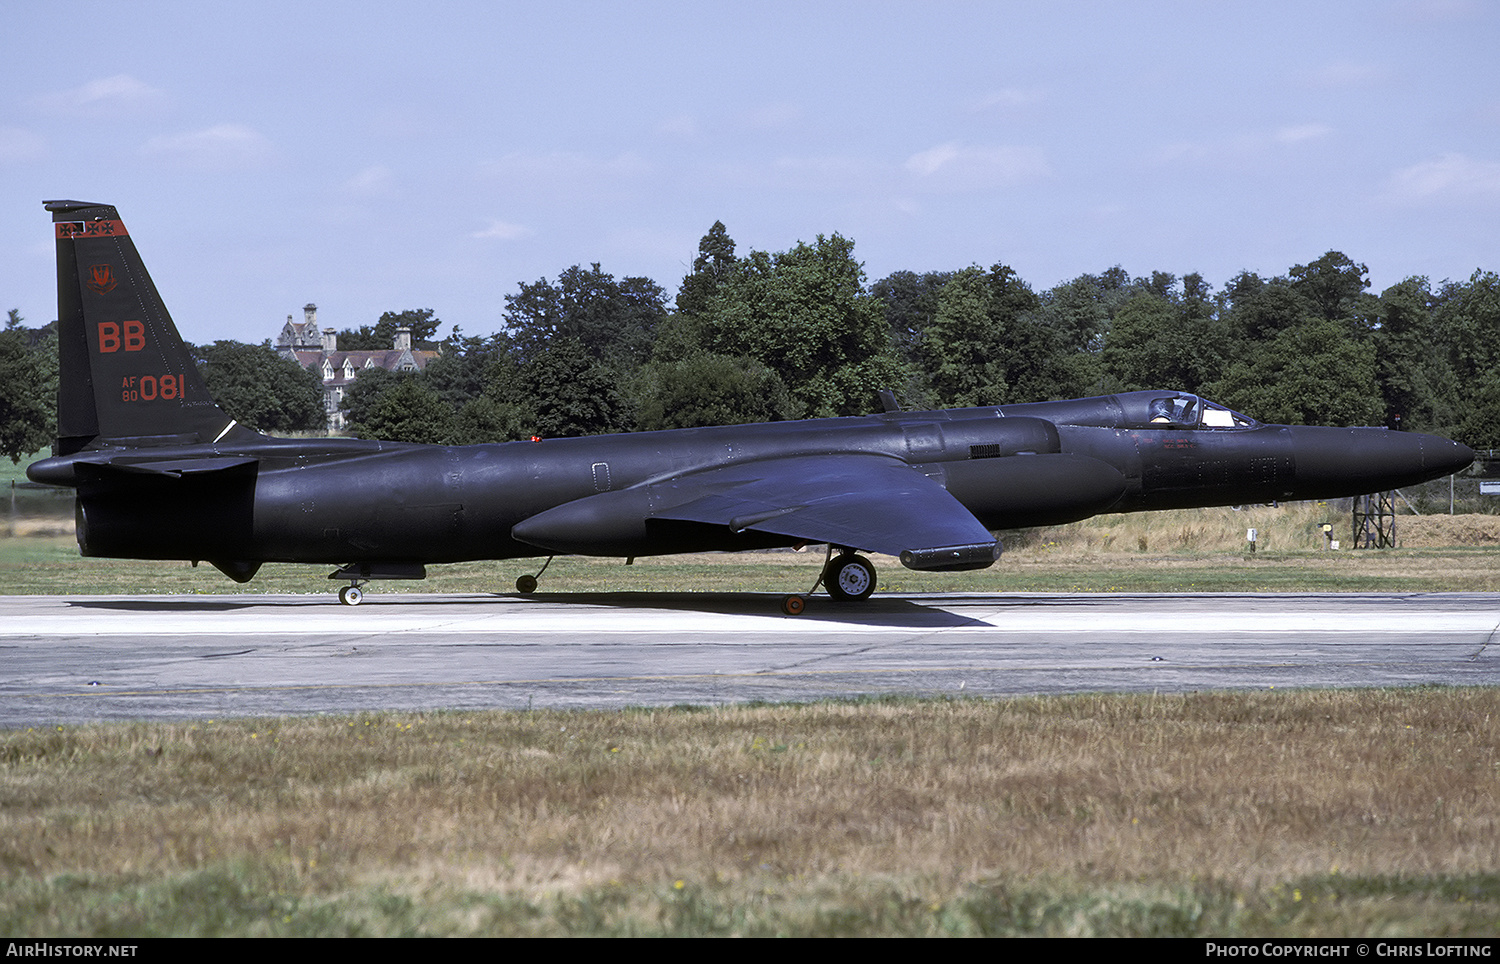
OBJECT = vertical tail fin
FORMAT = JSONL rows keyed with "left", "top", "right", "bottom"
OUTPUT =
{"left": 45, "top": 200, "right": 245, "bottom": 453}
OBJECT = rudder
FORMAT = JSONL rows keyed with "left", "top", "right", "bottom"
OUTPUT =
{"left": 45, "top": 200, "right": 243, "bottom": 452}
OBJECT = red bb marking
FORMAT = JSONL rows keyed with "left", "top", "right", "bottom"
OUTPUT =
{"left": 97, "top": 321, "right": 145, "bottom": 353}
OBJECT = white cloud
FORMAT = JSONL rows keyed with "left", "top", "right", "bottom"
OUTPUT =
{"left": 472, "top": 219, "right": 532, "bottom": 240}
{"left": 33, "top": 74, "right": 167, "bottom": 116}
{"left": 771, "top": 154, "right": 884, "bottom": 189}
{"left": 903, "top": 142, "right": 1049, "bottom": 190}
{"left": 141, "top": 124, "right": 273, "bottom": 170}
{"left": 1155, "top": 124, "right": 1334, "bottom": 165}
{"left": 478, "top": 151, "right": 651, "bottom": 181}
{"left": 905, "top": 142, "right": 964, "bottom": 178}
{"left": 891, "top": 196, "right": 922, "bottom": 216}
{"left": 655, "top": 114, "right": 697, "bottom": 137}
{"left": 1395, "top": 0, "right": 1483, "bottom": 23}
{"left": 1385, "top": 153, "right": 1500, "bottom": 204}
{"left": 0, "top": 127, "right": 46, "bottom": 163}
{"left": 1274, "top": 124, "right": 1333, "bottom": 144}
{"left": 1308, "top": 61, "right": 1387, "bottom": 88}
{"left": 475, "top": 151, "right": 652, "bottom": 203}
{"left": 741, "top": 103, "right": 801, "bottom": 130}
{"left": 972, "top": 88, "right": 1044, "bottom": 111}
{"left": 343, "top": 165, "right": 397, "bottom": 198}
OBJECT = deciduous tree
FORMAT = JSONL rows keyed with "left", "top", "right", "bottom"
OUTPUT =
{"left": 337, "top": 308, "right": 443, "bottom": 350}
{"left": 1102, "top": 278, "right": 1227, "bottom": 396}
{"left": 342, "top": 369, "right": 456, "bottom": 443}
{"left": 635, "top": 351, "right": 796, "bottom": 431}
{"left": 0, "top": 311, "right": 55, "bottom": 462}
{"left": 517, "top": 338, "right": 631, "bottom": 438}
{"left": 676, "top": 221, "right": 738, "bottom": 319}
{"left": 695, "top": 234, "right": 904, "bottom": 417}
{"left": 1201, "top": 318, "right": 1383, "bottom": 427}
{"left": 505, "top": 265, "right": 665, "bottom": 369}
{"left": 921, "top": 267, "right": 1008, "bottom": 407}
{"left": 195, "top": 340, "right": 325, "bottom": 434}
{"left": 1290, "top": 251, "right": 1369, "bottom": 322}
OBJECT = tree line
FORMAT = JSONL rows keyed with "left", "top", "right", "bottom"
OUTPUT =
{"left": 4, "top": 223, "right": 1500, "bottom": 463}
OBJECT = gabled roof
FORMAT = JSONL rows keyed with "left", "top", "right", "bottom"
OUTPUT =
{"left": 283, "top": 348, "right": 440, "bottom": 386}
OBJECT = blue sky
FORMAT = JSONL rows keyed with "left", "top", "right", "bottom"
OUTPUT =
{"left": 3, "top": 0, "right": 1497, "bottom": 345}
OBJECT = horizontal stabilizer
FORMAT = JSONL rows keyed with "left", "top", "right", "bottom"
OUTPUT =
{"left": 27, "top": 453, "right": 258, "bottom": 485}
{"left": 99, "top": 456, "right": 260, "bottom": 477}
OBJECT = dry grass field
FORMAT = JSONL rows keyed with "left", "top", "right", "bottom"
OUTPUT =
{"left": 2, "top": 690, "right": 1498, "bottom": 936}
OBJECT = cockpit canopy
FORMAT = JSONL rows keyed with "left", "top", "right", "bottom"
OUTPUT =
{"left": 1132, "top": 392, "right": 1256, "bottom": 429}
{"left": 992, "top": 390, "right": 1261, "bottom": 430}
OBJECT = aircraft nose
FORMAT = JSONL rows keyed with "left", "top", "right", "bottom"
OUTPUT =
{"left": 1290, "top": 426, "right": 1474, "bottom": 497}
{"left": 1426, "top": 435, "right": 1477, "bottom": 478}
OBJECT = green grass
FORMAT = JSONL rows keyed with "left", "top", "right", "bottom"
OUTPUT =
{"left": 9, "top": 868, "right": 1496, "bottom": 936}
{"left": 0, "top": 449, "right": 48, "bottom": 485}
{"left": 1, "top": 532, "right": 1498, "bottom": 596}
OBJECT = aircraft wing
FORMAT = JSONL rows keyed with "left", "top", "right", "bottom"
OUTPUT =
{"left": 512, "top": 453, "right": 1000, "bottom": 570}
{"left": 654, "top": 454, "right": 993, "bottom": 555}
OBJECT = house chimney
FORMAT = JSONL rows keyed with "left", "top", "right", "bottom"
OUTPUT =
{"left": 321, "top": 328, "right": 337, "bottom": 352}
{"left": 394, "top": 326, "right": 412, "bottom": 351}
{"left": 304, "top": 303, "right": 318, "bottom": 326}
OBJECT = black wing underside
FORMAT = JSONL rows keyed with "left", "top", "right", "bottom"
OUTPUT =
{"left": 512, "top": 454, "right": 1000, "bottom": 571}
{"left": 654, "top": 454, "right": 994, "bottom": 555}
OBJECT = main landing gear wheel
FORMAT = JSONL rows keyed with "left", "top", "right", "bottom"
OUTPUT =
{"left": 824, "top": 553, "right": 876, "bottom": 601}
{"left": 338, "top": 585, "right": 364, "bottom": 606}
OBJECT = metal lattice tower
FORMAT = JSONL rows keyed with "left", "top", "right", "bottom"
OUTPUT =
{"left": 1352, "top": 491, "right": 1396, "bottom": 549}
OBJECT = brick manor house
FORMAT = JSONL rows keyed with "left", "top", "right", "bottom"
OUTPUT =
{"left": 275, "top": 304, "right": 440, "bottom": 433}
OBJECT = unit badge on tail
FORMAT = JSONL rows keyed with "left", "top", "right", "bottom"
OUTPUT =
{"left": 86, "top": 264, "right": 117, "bottom": 294}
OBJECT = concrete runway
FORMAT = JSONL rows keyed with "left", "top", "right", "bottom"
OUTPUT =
{"left": 1, "top": 591, "right": 1496, "bottom": 727}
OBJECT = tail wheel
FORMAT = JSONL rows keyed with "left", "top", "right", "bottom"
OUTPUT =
{"left": 338, "top": 585, "right": 364, "bottom": 606}
{"left": 781, "top": 594, "right": 807, "bottom": 616}
{"left": 824, "top": 553, "right": 876, "bottom": 601}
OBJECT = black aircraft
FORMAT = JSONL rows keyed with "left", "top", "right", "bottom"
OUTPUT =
{"left": 27, "top": 200, "right": 1475, "bottom": 611}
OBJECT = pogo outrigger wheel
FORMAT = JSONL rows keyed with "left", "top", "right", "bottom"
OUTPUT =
{"left": 516, "top": 555, "right": 554, "bottom": 594}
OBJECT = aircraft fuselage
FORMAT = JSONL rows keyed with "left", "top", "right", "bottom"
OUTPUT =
{"left": 28, "top": 395, "right": 1468, "bottom": 568}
